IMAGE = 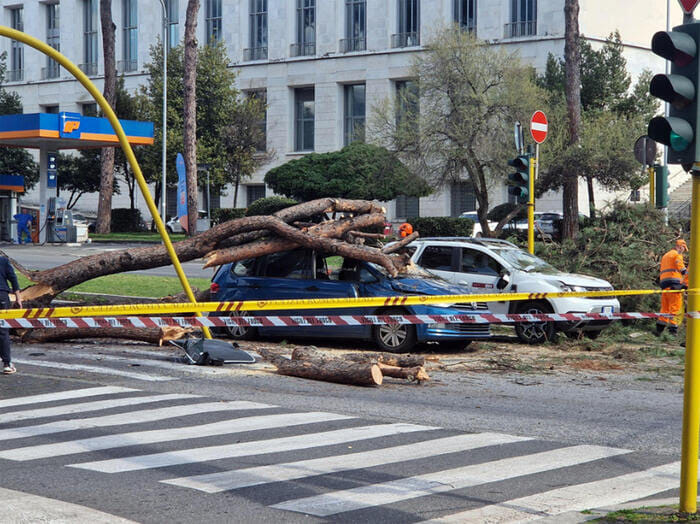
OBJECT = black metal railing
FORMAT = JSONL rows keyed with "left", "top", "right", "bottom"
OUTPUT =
{"left": 41, "top": 64, "right": 60, "bottom": 79}
{"left": 6, "top": 69, "right": 23, "bottom": 82}
{"left": 504, "top": 20, "right": 537, "bottom": 38}
{"left": 290, "top": 42, "right": 315, "bottom": 57}
{"left": 79, "top": 62, "right": 98, "bottom": 76}
{"left": 243, "top": 46, "right": 268, "bottom": 61}
{"left": 117, "top": 59, "right": 138, "bottom": 73}
{"left": 391, "top": 32, "right": 420, "bottom": 48}
{"left": 339, "top": 37, "right": 366, "bottom": 53}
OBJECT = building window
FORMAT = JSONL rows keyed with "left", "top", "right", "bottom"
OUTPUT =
{"left": 396, "top": 80, "right": 419, "bottom": 127}
{"left": 292, "top": 0, "right": 315, "bottom": 57}
{"left": 247, "top": 89, "right": 267, "bottom": 152}
{"left": 121, "top": 0, "right": 138, "bottom": 72}
{"left": 8, "top": 7, "right": 23, "bottom": 82}
{"left": 451, "top": 181, "right": 476, "bottom": 217}
{"left": 295, "top": 87, "right": 314, "bottom": 152}
{"left": 83, "top": 0, "right": 98, "bottom": 76}
{"left": 245, "top": 0, "right": 267, "bottom": 60}
{"left": 44, "top": 4, "right": 60, "bottom": 80}
{"left": 166, "top": 0, "right": 178, "bottom": 48}
{"left": 42, "top": 105, "right": 59, "bottom": 114}
{"left": 205, "top": 0, "right": 222, "bottom": 45}
{"left": 506, "top": 0, "right": 536, "bottom": 37}
{"left": 393, "top": 0, "right": 419, "bottom": 48}
{"left": 396, "top": 195, "right": 420, "bottom": 219}
{"left": 454, "top": 0, "right": 475, "bottom": 32}
{"left": 341, "top": 0, "right": 365, "bottom": 53}
{"left": 344, "top": 84, "right": 365, "bottom": 145}
{"left": 81, "top": 103, "right": 98, "bottom": 116}
{"left": 246, "top": 184, "right": 266, "bottom": 206}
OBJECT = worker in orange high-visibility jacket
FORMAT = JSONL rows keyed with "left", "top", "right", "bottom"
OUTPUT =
{"left": 398, "top": 222, "right": 413, "bottom": 238}
{"left": 657, "top": 238, "right": 689, "bottom": 336}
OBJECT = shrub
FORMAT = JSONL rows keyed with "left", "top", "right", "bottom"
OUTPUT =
{"left": 245, "top": 196, "right": 298, "bottom": 216}
{"left": 110, "top": 208, "right": 144, "bottom": 232}
{"left": 408, "top": 216, "right": 474, "bottom": 238}
{"left": 211, "top": 208, "right": 246, "bottom": 225}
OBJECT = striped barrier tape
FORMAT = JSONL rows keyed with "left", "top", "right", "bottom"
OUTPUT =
{"left": 0, "top": 311, "right": 672, "bottom": 330}
{"left": 2, "top": 287, "right": 693, "bottom": 319}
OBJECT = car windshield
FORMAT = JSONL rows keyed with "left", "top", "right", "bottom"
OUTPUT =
{"left": 368, "top": 261, "right": 446, "bottom": 281}
{"left": 490, "top": 247, "right": 559, "bottom": 274}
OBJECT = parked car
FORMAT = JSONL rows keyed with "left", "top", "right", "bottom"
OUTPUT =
{"left": 405, "top": 237, "right": 620, "bottom": 343}
{"left": 71, "top": 213, "right": 96, "bottom": 233}
{"left": 210, "top": 248, "right": 492, "bottom": 353}
{"left": 166, "top": 210, "right": 210, "bottom": 233}
{"left": 460, "top": 211, "right": 497, "bottom": 237}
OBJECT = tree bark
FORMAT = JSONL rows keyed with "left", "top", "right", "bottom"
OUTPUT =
{"left": 377, "top": 362, "right": 429, "bottom": 382}
{"left": 563, "top": 0, "right": 581, "bottom": 239}
{"left": 340, "top": 351, "right": 426, "bottom": 368}
{"left": 259, "top": 347, "right": 382, "bottom": 386}
{"left": 20, "top": 326, "right": 189, "bottom": 345}
{"left": 184, "top": 0, "right": 200, "bottom": 236}
{"left": 586, "top": 174, "right": 596, "bottom": 220}
{"left": 96, "top": 0, "right": 117, "bottom": 234}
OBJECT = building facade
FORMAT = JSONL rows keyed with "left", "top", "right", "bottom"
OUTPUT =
{"left": 0, "top": 0, "right": 683, "bottom": 221}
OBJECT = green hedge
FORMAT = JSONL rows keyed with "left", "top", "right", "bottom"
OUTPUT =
{"left": 111, "top": 208, "right": 144, "bottom": 232}
{"left": 246, "top": 196, "right": 298, "bottom": 216}
{"left": 408, "top": 216, "right": 474, "bottom": 238}
{"left": 211, "top": 208, "right": 246, "bottom": 225}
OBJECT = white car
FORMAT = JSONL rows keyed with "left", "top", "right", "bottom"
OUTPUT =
{"left": 166, "top": 211, "right": 211, "bottom": 233}
{"left": 406, "top": 237, "right": 620, "bottom": 343}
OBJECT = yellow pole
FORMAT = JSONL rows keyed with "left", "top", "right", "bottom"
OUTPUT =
{"left": 0, "top": 26, "right": 212, "bottom": 338}
{"left": 527, "top": 155, "right": 535, "bottom": 254}
{"left": 650, "top": 166, "right": 655, "bottom": 207}
{"left": 681, "top": 172, "right": 700, "bottom": 513}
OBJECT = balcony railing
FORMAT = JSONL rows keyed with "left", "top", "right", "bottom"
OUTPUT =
{"left": 6, "top": 69, "right": 23, "bottom": 82}
{"left": 504, "top": 20, "right": 537, "bottom": 38}
{"left": 243, "top": 46, "right": 268, "bottom": 61}
{"left": 339, "top": 36, "right": 366, "bottom": 53}
{"left": 117, "top": 59, "right": 138, "bottom": 73}
{"left": 41, "top": 64, "right": 60, "bottom": 80}
{"left": 290, "top": 42, "right": 315, "bottom": 57}
{"left": 391, "top": 32, "right": 420, "bottom": 48}
{"left": 79, "top": 62, "right": 98, "bottom": 76}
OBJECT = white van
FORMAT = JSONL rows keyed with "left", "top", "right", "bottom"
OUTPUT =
{"left": 406, "top": 237, "right": 620, "bottom": 343}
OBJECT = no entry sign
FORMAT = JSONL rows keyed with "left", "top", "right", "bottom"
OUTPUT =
{"left": 678, "top": 0, "right": 700, "bottom": 15}
{"left": 530, "top": 111, "right": 548, "bottom": 144}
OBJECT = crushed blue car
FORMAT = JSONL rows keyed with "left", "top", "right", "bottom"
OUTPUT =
{"left": 210, "top": 248, "right": 491, "bottom": 353}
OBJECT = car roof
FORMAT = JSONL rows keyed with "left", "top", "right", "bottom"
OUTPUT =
{"left": 412, "top": 237, "right": 519, "bottom": 248}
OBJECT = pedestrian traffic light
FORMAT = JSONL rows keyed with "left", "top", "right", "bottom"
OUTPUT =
{"left": 507, "top": 155, "right": 530, "bottom": 204}
{"left": 648, "top": 24, "right": 700, "bottom": 169}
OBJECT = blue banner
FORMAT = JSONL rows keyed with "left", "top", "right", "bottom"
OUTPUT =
{"left": 176, "top": 153, "right": 188, "bottom": 232}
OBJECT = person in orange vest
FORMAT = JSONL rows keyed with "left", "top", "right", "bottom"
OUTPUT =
{"left": 656, "top": 238, "right": 689, "bottom": 336}
{"left": 398, "top": 222, "right": 413, "bottom": 238}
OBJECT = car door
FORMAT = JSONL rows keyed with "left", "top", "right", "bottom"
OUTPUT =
{"left": 455, "top": 247, "right": 509, "bottom": 315}
{"left": 416, "top": 245, "right": 458, "bottom": 281}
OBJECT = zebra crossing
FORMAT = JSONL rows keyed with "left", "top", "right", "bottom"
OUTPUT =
{"left": 0, "top": 385, "right": 683, "bottom": 522}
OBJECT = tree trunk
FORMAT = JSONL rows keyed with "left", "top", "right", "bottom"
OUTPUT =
{"left": 377, "top": 362, "right": 429, "bottom": 382}
{"left": 586, "top": 174, "right": 596, "bottom": 220}
{"left": 563, "top": 0, "right": 581, "bottom": 240}
{"left": 259, "top": 347, "right": 383, "bottom": 386}
{"left": 184, "top": 0, "right": 200, "bottom": 236}
{"left": 20, "top": 326, "right": 189, "bottom": 345}
{"left": 96, "top": 0, "right": 117, "bottom": 234}
{"left": 340, "top": 351, "right": 427, "bottom": 367}
{"left": 233, "top": 172, "right": 240, "bottom": 208}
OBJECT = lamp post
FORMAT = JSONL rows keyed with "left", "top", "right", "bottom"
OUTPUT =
{"left": 156, "top": 0, "right": 167, "bottom": 223}
{"left": 198, "top": 163, "right": 211, "bottom": 219}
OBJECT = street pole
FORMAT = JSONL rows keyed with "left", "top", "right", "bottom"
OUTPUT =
{"left": 206, "top": 169, "right": 211, "bottom": 220}
{"left": 528, "top": 153, "right": 535, "bottom": 254}
{"left": 157, "top": 0, "right": 167, "bottom": 224}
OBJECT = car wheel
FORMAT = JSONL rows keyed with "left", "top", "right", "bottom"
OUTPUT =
{"left": 372, "top": 308, "right": 417, "bottom": 353}
{"left": 223, "top": 311, "right": 257, "bottom": 340}
{"left": 514, "top": 301, "right": 555, "bottom": 344}
{"left": 166, "top": 226, "right": 173, "bottom": 234}
{"left": 585, "top": 329, "right": 603, "bottom": 340}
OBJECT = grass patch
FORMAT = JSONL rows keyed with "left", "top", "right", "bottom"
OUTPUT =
{"left": 89, "top": 232, "right": 187, "bottom": 243}
{"left": 17, "top": 273, "right": 211, "bottom": 298}
{"left": 593, "top": 505, "right": 700, "bottom": 522}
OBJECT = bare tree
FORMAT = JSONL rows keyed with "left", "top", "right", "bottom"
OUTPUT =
{"left": 183, "top": 0, "right": 200, "bottom": 235}
{"left": 563, "top": 0, "right": 581, "bottom": 239}
{"left": 96, "top": 0, "right": 117, "bottom": 234}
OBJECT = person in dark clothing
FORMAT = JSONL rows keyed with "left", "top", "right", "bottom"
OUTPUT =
{"left": 0, "top": 256, "right": 21, "bottom": 374}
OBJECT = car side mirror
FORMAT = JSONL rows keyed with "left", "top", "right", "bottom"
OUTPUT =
{"left": 496, "top": 273, "right": 510, "bottom": 290}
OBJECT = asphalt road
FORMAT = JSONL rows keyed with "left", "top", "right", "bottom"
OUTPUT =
{"left": 0, "top": 338, "right": 688, "bottom": 523}
{"left": 0, "top": 243, "right": 215, "bottom": 280}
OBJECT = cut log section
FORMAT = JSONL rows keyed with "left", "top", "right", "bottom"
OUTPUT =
{"left": 377, "top": 363, "right": 429, "bottom": 383}
{"left": 20, "top": 326, "right": 191, "bottom": 345}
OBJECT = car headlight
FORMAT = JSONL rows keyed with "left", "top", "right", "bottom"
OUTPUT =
{"left": 559, "top": 282, "right": 587, "bottom": 293}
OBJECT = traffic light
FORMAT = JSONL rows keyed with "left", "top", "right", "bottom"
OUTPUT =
{"left": 507, "top": 154, "right": 530, "bottom": 204}
{"left": 648, "top": 24, "right": 700, "bottom": 169}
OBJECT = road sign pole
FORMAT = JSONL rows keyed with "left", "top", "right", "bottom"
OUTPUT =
{"left": 528, "top": 156, "right": 535, "bottom": 254}
{"left": 650, "top": 166, "right": 655, "bottom": 206}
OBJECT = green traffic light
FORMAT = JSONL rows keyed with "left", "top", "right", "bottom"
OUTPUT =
{"left": 670, "top": 130, "right": 691, "bottom": 151}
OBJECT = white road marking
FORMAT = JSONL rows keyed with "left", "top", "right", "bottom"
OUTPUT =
{"left": 427, "top": 462, "right": 680, "bottom": 523}
{"left": 162, "top": 432, "right": 532, "bottom": 493}
{"left": 271, "top": 445, "right": 631, "bottom": 516}
{"left": 0, "top": 400, "right": 275, "bottom": 441}
{"left": 0, "top": 387, "right": 136, "bottom": 409}
{"left": 1, "top": 412, "right": 352, "bottom": 461}
{"left": 1, "top": 393, "right": 195, "bottom": 424}
{"left": 13, "top": 358, "right": 175, "bottom": 382}
{"left": 71, "top": 423, "right": 435, "bottom": 473}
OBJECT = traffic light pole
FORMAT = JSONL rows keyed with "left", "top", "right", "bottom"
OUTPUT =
{"left": 528, "top": 156, "right": 535, "bottom": 254}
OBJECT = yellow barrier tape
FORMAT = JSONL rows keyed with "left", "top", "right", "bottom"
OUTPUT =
{"left": 0, "top": 287, "right": 690, "bottom": 319}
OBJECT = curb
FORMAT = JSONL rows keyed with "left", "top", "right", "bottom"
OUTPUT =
{"left": 535, "top": 497, "right": 679, "bottom": 523}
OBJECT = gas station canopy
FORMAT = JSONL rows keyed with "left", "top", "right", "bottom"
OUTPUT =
{"left": 0, "top": 112, "right": 154, "bottom": 149}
